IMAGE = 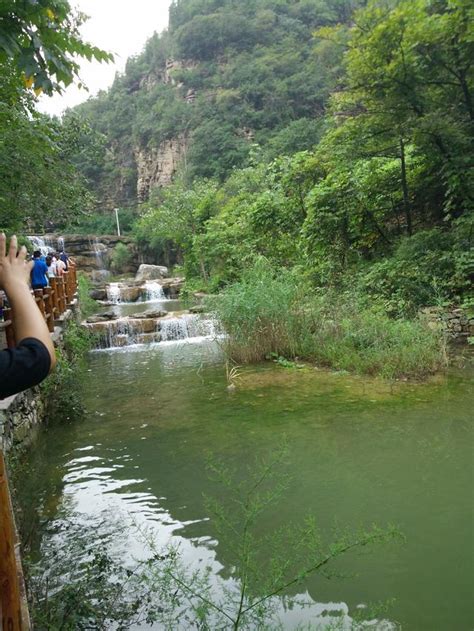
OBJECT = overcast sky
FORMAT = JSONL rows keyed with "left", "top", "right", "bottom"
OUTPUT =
{"left": 38, "top": 0, "right": 172, "bottom": 116}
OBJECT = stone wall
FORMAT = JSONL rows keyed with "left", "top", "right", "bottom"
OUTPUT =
{"left": 0, "top": 388, "right": 45, "bottom": 451}
{"left": 0, "top": 305, "right": 77, "bottom": 452}
{"left": 421, "top": 307, "right": 473, "bottom": 342}
{"left": 46, "top": 234, "right": 138, "bottom": 274}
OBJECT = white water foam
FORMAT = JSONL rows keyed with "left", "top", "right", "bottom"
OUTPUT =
{"left": 28, "top": 235, "right": 53, "bottom": 256}
{"left": 160, "top": 314, "right": 217, "bottom": 342}
{"left": 144, "top": 281, "right": 165, "bottom": 301}
{"left": 94, "top": 318, "right": 160, "bottom": 349}
{"left": 106, "top": 283, "right": 122, "bottom": 304}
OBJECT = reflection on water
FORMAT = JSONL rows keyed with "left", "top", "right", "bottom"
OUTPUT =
{"left": 14, "top": 341, "right": 474, "bottom": 630}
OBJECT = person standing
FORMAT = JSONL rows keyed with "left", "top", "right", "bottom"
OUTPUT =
{"left": 0, "top": 235, "right": 56, "bottom": 399}
{"left": 55, "top": 255, "right": 66, "bottom": 277}
{"left": 30, "top": 250, "right": 48, "bottom": 290}
{"left": 59, "top": 251, "right": 69, "bottom": 271}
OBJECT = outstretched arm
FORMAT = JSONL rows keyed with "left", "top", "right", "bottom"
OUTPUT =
{"left": 0, "top": 234, "right": 56, "bottom": 371}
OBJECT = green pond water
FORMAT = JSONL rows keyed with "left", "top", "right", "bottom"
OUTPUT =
{"left": 14, "top": 338, "right": 474, "bottom": 630}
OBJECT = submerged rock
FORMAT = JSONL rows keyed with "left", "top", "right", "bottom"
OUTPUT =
{"left": 86, "top": 311, "right": 118, "bottom": 323}
{"left": 130, "top": 309, "right": 167, "bottom": 319}
{"left": 189, "top": 304, "right": 206, "bottom": 314}
{"left": 89, "top": 288, "right": 107, "bottom": 301}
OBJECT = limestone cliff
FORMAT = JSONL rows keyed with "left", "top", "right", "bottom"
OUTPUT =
{"left": 134, "top": 134, "right": 188, "bottom": 201}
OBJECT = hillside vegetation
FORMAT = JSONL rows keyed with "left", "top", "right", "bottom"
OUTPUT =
{"left": 1, "top": 0, "right": 472, "bottom": 372}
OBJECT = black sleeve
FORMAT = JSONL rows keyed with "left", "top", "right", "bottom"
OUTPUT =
{"left": 0, "top": 338, "right": 52, "bottom": 399}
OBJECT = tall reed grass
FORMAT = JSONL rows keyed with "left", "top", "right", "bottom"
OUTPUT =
{"left": 207, "top": 259, "right": 448, "bottom": 379}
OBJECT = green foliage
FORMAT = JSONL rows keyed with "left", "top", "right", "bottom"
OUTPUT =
{"left": 138, "top": 178, "right": 219, "bottom": 281}
{"left": 303, "top": 294, "right": 448, "bottom": 379}
{"left": 110, "top": 242, "right": 132, "bottom": 273}
{"left": 0, "top": 0, "right": 112, "bottom": 95}
{"left": 206, "top": 258, "right": 305, "bottom": 362}
{"left": 40, "top": 320, "right": 91, "bottom": 422}
{"left": 77, "top": 273, "right": 98, "bottom": 318}
{"left": 0, "top": 0, "right": 111, "bottom": 233}
{"left": 70, "top": 208, "right": 137, "bottom": 235}
{"left": 208, "top": 259, "right": 448, "bottom": 379}
{"left": 358, "top": 227, "right": 470, "bottom": 316}
{"left": 68, "top": 0, "right": 362, "bottom": 201}
{"left": 0, "top": 103, "right": 95, "bottom": 233}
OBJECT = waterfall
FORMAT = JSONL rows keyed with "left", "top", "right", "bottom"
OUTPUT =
{"left": 87, "top": 313, "right": 217, "bottom": 350}
{"left": 144, "top": 281, "right": 165, "bottom": 301}
{"left": 91, "top": 237, "right": 110, "bottom": 282}
{"left": 94, "top": 318, "right": 160, "bottom": 349}
{"left": 28, "top": 236, "right": 53, "bottom": 256}
{"left": 160, "top": 314, "right": 216, "bottom": 342}
{"left": 107, "top": 283, "right": 122, "bottom": 304}
{"left": 29, "top": 235, "right": 66, "bottom": 256}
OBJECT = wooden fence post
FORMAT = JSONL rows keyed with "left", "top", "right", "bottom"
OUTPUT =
{"left": 0, "top": 451, "right": 31, "bottom": 630}
{"left": 50, "top": 278, "right": 59, "bottom": 320}
{"left": 43, "top": 288, "right": 54, "bottom": 333}
{"left": 63, "top": 272, "right": 71, "bottom": 305}
{"left": 33, "top": 290, "right": 45, "bottom": 321}
{"left": 57, "top": 278, "right": 66, "bottom": 314}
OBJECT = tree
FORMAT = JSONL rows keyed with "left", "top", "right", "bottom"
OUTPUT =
{"left": 0, "top": 0, "right": 112, "bottom": 232}
{"left": 138, "top": 178, "right": 219, "bottom": 282}
{"left": 322, "top": 0, "right": 474, "bottom": 217}
{"left": 0, "top": 0, "right": 112, "bottom": 95}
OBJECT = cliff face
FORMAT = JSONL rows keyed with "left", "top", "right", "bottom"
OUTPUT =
{"left": 134, "top": 134, "right": 188, "bottom": 201}
{"left": 72, "top": 0, "right": 359, "bottom": 208}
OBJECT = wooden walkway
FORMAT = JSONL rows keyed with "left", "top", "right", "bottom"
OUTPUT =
{"left": 0, "top": 267, "right": 78, "bottom": 630}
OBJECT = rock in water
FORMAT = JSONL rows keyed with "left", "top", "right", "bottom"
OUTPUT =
{"left": 86, "top": 312, "right": 118, "bottom": 323}
{"left": 130, "top": 309, "right": 167, "bottom": 319}
{"left": 135, "top": 264, "right": 169, "bottom": 281}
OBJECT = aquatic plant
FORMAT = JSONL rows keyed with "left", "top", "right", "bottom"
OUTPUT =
{"left": 208, "top": 258, "right": 448, "bottom": 379}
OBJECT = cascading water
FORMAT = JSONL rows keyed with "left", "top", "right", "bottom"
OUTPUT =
{"left": 28, "top": 236, "right": 53, "bottom": 256}
{"left": 107, "top": 283, "right": 122, "bottom": 304}
{"left": 95, "top": 318, "right": 160, "bottom": 350}
{"left": 86, "top": 312, "right": 217, "bottom": 350}
{"left": 144, "top": 281, "right": 165, "bottom": 301}
{"left": 29, "top": 235, "right": 65, "bottom": 255}
{"left": 91, "top": 237, "right": 110, "bottom": 282}
{"left": 160, "top": 314, "right": 216, "bottom": 342}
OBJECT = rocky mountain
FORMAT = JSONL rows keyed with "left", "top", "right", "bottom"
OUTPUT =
{"left": 69, "top": 0, "right": 366, "bottom": 209}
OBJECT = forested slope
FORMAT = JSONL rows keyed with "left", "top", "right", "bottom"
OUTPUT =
{"left": 67, "top": 0, "right": 474, "bottom": 316}
{"left": 70, "top": 0, "right": 366, "bottom": 206}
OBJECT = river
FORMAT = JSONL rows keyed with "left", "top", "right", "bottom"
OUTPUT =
{"left": 13, "top": 297, "right": 474, "bottom": 630}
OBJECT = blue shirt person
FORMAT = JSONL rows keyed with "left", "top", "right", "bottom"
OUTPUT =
{"left": 31, "top": 251, "right": 48, "bottom": 289}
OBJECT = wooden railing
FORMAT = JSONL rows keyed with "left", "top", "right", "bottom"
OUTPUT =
{"left": 1, "top": 266, "right": 77, "bottom": 349}
{"left": 0, "top": 452, "right": 30, "bottom": 630}
{"left": 0, "top": 265, "right": 77, "bottom": 630}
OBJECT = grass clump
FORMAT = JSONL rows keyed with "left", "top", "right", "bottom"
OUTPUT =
{"left": 77, "top": 273, "right": 99, "bottom": 318}
{"left": 206, "top": 258, "right": 304, "bottom": 363}
{"left": 208, "top": 258, "right": 448, "bottom": 379}
{"left": 41, "top": 320, "right": 92, "bottom": 422}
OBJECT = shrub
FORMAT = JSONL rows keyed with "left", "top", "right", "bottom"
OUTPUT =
{"left": 77, "top": 273, "right": 97, "bottom": 318}
{"left": 110, "top": 242, "right": 132, "bottom": 273}
{"left": 209, "top": 259, "right": 448, "bottom": 379}
{"left": 304, "top": 295, "right": 448, "bottom": 379}
{"left": 357, "top": 228, "right": 469, "bottom": 316}
{"left": 206, "top": 258, "right": 305, "bottom": 363}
